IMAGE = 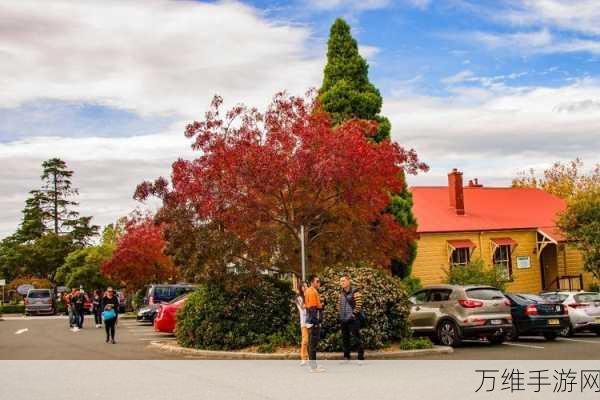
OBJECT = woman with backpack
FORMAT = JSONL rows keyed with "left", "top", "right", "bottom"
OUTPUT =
{"left": 101, "top": 287, "right": 120, "bottom": 344}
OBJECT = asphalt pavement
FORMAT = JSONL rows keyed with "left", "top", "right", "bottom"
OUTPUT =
{"left": 0, "top": 314, "right": 177, "bottom": 359}
{"left": 1, "top": 315, "right": 600, "bottom": 359}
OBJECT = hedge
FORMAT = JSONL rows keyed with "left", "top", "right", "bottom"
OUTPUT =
{"left": 318, "top": 263, "right": 412, "bottom": 351}
{"left": 176, "top": 274, "right": 295, "bottom": 350}
{"left": 0, "top": 304, "right": 25, "bottom": 314}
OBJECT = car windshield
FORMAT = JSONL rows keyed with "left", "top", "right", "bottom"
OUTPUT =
{"left": 27, "top": 290, "right": 50, "bottom": 298}
{"left": 516, "top": 294, "right": 545, "bottom": 303}
{"left": 540, "top": 293, "right": 569, "bottom": 302}
{"left": 168, "top": 294, "right": 189, "bottom": 304}
{"left": 466, "top": 288, "right": 505, "bottom": 300}
{"left": 574, "top": 293, "right": 600, "bottom": 303}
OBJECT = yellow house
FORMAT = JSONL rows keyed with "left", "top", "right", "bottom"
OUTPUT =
{"left": 409, "top": 169, "right": 592, "bottom": 293}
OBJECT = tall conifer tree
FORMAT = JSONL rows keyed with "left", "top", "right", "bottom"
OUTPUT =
{"left": 319, "top": 18, "right": 419, "bottom": 278}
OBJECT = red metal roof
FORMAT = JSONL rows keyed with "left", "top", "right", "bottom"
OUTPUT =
{"left": 490, "top": 237, "right": 518, "bottom": 247}
{"left": 447, "top": 239, "right": 477, "bottom": 249}
{"left": 538, "top": 226, "right": 567, "bottom": 242}
{"left": 410, "top": 186, "right": 567, "bottom": 234}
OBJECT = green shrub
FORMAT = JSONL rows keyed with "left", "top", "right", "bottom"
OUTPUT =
{"left": 589, "top": 282, "right": 600, "bottom": 293}
{"left": 1, "top": 304, "right": 25, "bottom": 314}
{"left": 401, "top": 275, "right": 422, "bottom": 294}
{"left": 444, "top": 258, "right": 510, "bottom": 291}
{"left": 176, "top": 273, "right": 294, "bottom": 350}
{"left": 256, "top": 343, "right": 275, "bottom": 353}
{"left": 398, "top": 337, "right": 433, "bottom": 350}
{"left": 318, "top": 263, "right": 411, "bottom": 351}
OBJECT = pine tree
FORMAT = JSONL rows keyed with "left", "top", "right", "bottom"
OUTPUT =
{"left": 14, "top": 190, "right": 46, "bottom": 242}
{"left": 39, "top": 158, "right": 79, "bottom": 234}
{"left": 319, "top": 18, "right": 419, "bottom": 279}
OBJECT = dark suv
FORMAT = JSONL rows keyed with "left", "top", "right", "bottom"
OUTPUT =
{"left": 136, "top": 284, "right": 196, "bottom": 322}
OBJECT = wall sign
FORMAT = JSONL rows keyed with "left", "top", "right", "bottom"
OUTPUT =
{"left": 516, "top": 256, "right": 531, "bottom": 269}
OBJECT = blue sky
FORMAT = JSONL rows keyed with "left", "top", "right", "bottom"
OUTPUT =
{"left": 1, "top": 0, "right": 599, "bottom": 236}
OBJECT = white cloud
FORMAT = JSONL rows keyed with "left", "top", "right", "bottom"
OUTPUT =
{"left": 441, "top": 70, "right": 474, "bottom": 85}
{"left": 305, "top": 0, "right": 391, "bottom": 11}
{"left": 0, "top": 0, "right": 322, "bottom": 118}
{"left": 501, "top": 0, "right": 600, "bottom": 36}
{"left": 0, "top": 0, "right": 325, "bottom": 237}
{"left": 386, "top": 79, "right": 600, "bottom": 187}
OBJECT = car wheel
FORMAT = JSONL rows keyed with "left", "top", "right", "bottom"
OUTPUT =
{"left": 489, "top": 333, "right": 506, "bottom": 345}
{"left": 559, "top": 325, "right": 573, "bottom": 337}
{"left": 506, "top": 324, "right": 519, "bottom": 341}
{"left": 543, "top": 332, "right": 558, "bottom": 341}
{"left": 437, "top": 320, "right": 462, "bottom": 347}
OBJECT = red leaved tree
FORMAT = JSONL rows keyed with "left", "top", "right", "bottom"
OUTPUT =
{"left": 101, "top": 215, "right": 176, "bottom": 291}
{"left": 135, "top": 91, "right": 427, "bottom": 277}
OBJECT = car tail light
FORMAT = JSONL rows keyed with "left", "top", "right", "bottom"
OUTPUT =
{"left": 47, "top": 298, "right": 53, "bottom": 304}
{"left": 568, "top": 303, "right": 589, "bottom": 309}
{"left": 503, "top": 299, "right": 511, "bottom": 307}
{"left": 469, "top": 317, "right": 487, "bottom": 325}
{"left": 562, "top": 305, "right": 568, "bottom": 315}
{"left": 458, "top": 299, "right": 484, "bottom": 308}
{"left": 525, "top": 304, "right": 538, "bottom": 316}
{"left": 24, "top": 298, "right": 28, "bottom": 305}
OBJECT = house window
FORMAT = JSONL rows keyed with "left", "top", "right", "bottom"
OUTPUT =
{"left": 451, "top": 247, "right": 471, "bottom": 267}
{"left": 493, "top": 245, "right": 513, "bottom": 278}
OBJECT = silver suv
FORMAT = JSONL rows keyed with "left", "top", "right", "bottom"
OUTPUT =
{"left": 25, "top": 289, "right": 55, "bottom": 315}
{"left": 409, "top": 285, "right": 512, "bottom": 347}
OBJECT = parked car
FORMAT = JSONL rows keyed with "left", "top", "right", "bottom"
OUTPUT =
{"left": 24, "top": 289, "right": 55, "bottom": 315}
{"left": 540, "top": 291, "right": 600, "bottom": 336}
{"left": 137, "top": 284, "right": 196, "bottom": 322}
{"left": 409, "top": 284, "right": 512, "bottom": 347}
{"left": 154, "top": 294, "right": 189, "bottom": 333}
{"left": 504, "top": 293, "right": 568, "bottom": 340}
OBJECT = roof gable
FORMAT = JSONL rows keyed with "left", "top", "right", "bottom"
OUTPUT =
{"left": 410, "top": 186, "right": 566, "bottom": 233}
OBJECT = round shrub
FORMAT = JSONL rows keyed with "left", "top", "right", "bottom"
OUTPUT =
{"left": 176, "top": 273, "right": 294, "bottom": 350}
{"left": 318, "top": 263, "right": 411, "bottom": 351}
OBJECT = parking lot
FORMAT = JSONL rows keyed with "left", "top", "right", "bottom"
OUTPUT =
{"left": 0, "top": 314, "right": 599, "bottom": 360}
{"left": 0, "top": 314, "right": 177, "bottom": 360}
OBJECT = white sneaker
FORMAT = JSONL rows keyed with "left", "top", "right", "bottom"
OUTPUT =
{"left": 309, "top": 367, "right": 326, "bottom": 373}
{"left": 300, "top": 361, "right": 308, "bottom": 366}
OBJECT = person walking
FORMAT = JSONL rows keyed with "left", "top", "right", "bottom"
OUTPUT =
{"left": 339, "top": 274, "right": 364, "bottom": 362}
{"left": 73, "top": 289, "right": 86, "bottom": 329}
{"left": 66, "top": 289, "right": 76, "bottom": 330}
{"left": 294, "top": 279, "right": 309, "bottom": 366}
{"left": 92, "top": 290, "right": 103, "bottom": 328}
{"left": 304, "top": 275, "right": 324, "bottom": 373}
{"left": 101, "top": 287, "right": 120, "bottom": 344}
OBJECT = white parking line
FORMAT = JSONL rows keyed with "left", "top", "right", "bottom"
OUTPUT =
{"left": 558, "top": 337, "right": 600, "bottom": 344}
{"left": 502, "top": 342, "right": 545, "bottom": 350}
{"left": 14, "top": 328, "right": 29, "bottom": 335}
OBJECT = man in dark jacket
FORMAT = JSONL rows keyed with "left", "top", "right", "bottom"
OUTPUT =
{"left": 339, "top": 274, "right": 364, "bottom": 361}
{"left": 73, "top": 289, "right": 86, "bottom": 329}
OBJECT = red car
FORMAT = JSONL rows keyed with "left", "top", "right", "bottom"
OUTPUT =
{"left": 153, "top": 294, "right": 189, "bottom": 333}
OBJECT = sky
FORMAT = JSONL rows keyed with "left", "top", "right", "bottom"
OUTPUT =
{"left": 1, "top": 0, "right": 600, "bottom": 238}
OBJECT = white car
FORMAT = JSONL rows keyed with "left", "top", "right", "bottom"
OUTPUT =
{"left": 540, "top": 291, "right": 600, "bottom": 336}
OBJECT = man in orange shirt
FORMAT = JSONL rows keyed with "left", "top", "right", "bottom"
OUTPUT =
{"left": 304, "top": 275, "right": 324, "bottom": 373}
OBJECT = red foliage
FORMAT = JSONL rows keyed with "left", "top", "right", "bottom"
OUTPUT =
{"left": 101, "top": 215, "right": 176, "bottom": 290}
{"left": 136, "top": 91, "right": 427, "bottom": 273}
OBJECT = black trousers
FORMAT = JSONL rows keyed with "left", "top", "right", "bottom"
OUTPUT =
{"left": 341, "top": 319, "right": 364, "bottom": 360}
{"left": 74, "top": 310, "right": 84, "bottom": 328}
{"left": 104, "top": 318, "right": 116, "bottom": 341}
{"left": 93, "top": 308, "right": 102, "bottom": 325}
{"left": 308, "top": 326, "right": 321, "bottom": 368}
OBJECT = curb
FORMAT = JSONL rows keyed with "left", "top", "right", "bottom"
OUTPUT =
{"left": 149, "top": 341, "right": 453, "bottom": 360}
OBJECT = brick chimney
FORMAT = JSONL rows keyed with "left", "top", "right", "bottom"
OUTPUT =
{"left": 448, "top": 168, "right": 465, "bottom": 215}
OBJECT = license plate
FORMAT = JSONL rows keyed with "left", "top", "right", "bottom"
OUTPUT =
{"left": 548, "top": 319, "right": 560, "bottom": 325}
{"left": 490, "top": 319, "right": 502, "bottom": 325}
